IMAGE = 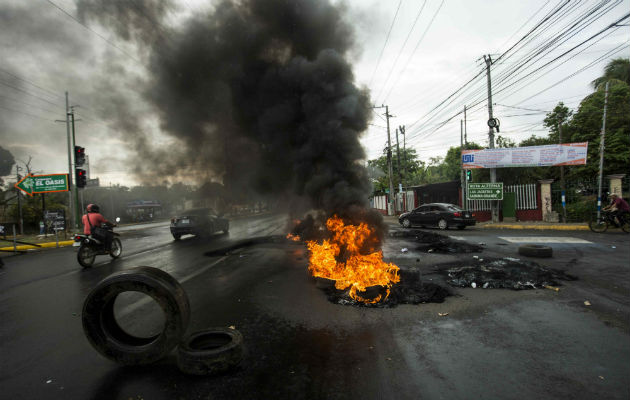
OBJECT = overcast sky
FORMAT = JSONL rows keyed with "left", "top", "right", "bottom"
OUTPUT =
{"left": 1, "top": 0, "right": 628, "bottom": 186}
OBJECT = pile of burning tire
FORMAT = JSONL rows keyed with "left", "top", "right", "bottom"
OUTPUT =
{"left": 82, "top": 266, "right": 242, "bottom": 375}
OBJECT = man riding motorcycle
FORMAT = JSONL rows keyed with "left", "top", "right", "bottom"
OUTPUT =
{"left": 82, "top": 204, "right": 115, "bottom": 251}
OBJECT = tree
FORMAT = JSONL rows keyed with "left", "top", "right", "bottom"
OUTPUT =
{"left": 0, "top": 146, "right": 15, "bottom": 188}
{"left": 367, "top": 147, "right": 424, "bottom": 191}
{"left": 496, "top": 135, "right": 516, "bottom": 148}
{"left": 543, "top": 102, "right": 573, "bottom": 141}
{"left": 591, "top": 57, "right": 630, "bottom": 89}
{"left": 566, "top": 79, "right": 630, "bottom": 179}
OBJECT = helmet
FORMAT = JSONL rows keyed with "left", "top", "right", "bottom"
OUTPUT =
{"left": 87, "top": 204, "right": 100, "bottom": 213}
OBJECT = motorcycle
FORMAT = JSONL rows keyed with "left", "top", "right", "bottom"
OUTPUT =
{"left": 76, "top": 217, "right": 122, "bottom": 268}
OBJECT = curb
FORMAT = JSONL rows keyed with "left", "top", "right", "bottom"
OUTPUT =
{"left": 0, "top": 240, "right": 75, "bottom": 251}
{"left": 477, "top": 224, "right": 590, "bottom": 231}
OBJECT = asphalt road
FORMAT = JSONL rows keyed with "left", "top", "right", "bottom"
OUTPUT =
{"left": 0, "top": 214, "right": 628, "bottom": 400}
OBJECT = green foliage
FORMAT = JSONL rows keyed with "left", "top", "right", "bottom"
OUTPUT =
{"left": 367, "top": 147, "right": 424, "bottom": 191}
{"left": 543, "top": 102, "right": 572, "bottom": 141}
{"left": 496, "top": 135, "right": 516, "bottom": 148}
{"left": 591, "top": 58, "right": 630, "bottom": 89}
{"left": 563, "top": 196, "right": 597, "bottom": 223}
{"left": 565, "top": 79, "right": 630, "bottom": 179}
{"left": 0, "top": 146, "right": 15, "bottom": 188}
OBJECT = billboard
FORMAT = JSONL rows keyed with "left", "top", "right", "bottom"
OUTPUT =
{"left": 462, "top": 142, "right": 588, "bottom": 169}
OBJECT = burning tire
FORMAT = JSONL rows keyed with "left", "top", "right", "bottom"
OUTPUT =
{"left": 518, "top": 244, "right": 553, "bottom": 258}
{"left": 177, "top": 328, "right": 243, "bottom": 375}
{"left": 82, "top": 266, "right": 190, "bottom": 365}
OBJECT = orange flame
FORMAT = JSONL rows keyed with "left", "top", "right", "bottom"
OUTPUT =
{"left": 305, "top": 216, "right": 400, "bottom": 303}
{"left": 286, "top": 233, "right": 301, "bottom": 242}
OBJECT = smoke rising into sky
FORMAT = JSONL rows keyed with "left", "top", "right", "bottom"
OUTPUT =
{"left": 76, "top": 0, "right": 376, "bottom": 220}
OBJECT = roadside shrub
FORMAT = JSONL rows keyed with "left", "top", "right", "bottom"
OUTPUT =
{"left": 565, "top": 196, "right": 597, "bottom": 222}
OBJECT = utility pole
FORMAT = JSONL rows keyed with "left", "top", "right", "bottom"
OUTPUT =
{"left": 484, "top": 55, "right": 498, "bottom": 222}
{"left": 464, "top": 105, "right": 468, "bottom": 146}
{"left": 399, "top": 125, "right": 407, "bottom": 185}
{"left": 15, "top": 165, "right": 23, "bottom": 235}
{"left": 70, "top": 107, "right": 80, "bottom": 228}
{"left": 64, "top": 92, "right": 75, "bottom": 232}
{"left": 558, "top": 122, "right": 567, "bottom": 222}
{"left": 371, "top": 104, "right": 396, "bottom": 215}
{"left": 385, "top": 105, "right": 396, "bottom": 215}
{"left": 596, "top": 81, "right": 610, "bottom": 221}
{"left": 395, "top": 127, "right": 402, "bottom": 184}
{"left": 460, "top": 120, "right": 465, "bottom": 208}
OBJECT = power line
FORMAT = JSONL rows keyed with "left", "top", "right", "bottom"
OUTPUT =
{"left": 0, "top": 103, "right": 56, "bottom": 121}
{"left": 382, "top": 0, "right": 445, "bottom": 103}
{"left": 0, "top": 67, "right": 64, "bottom": 100}
{"left": 514, "top": 42, "right": 629, "bottom": 105}
{"left": 368, "top": 0, "right": 403, "bottom": 87}
{"left": 374, "top": 0, "right": 428, "bottom": 103}
{"left": 0, "top": 78, "right": 64, "bottom": 109}
{"left": 44, "top": 0, "right": 142, "bottom": 64}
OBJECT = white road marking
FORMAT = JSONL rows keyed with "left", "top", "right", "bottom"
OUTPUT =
{"left": 118, "top": 256, "right": 228, "bottom": 318}
{"left": 448, "top": 236, "right": 466, "bottom": 241}
{"left": 498, "top": 236, "right": 592, "bottom": 244}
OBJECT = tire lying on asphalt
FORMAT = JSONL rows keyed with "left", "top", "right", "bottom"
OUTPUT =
{"left": 518, "top": 244, "right": 553, "bottom": 258}
{"left": 177, "top": 328, "right": 244, "bottom": 376}
{"left": 82, "top": 266, "right": 190, "bottom": 365}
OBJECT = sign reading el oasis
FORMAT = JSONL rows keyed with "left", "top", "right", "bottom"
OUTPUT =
{"left": 15, "top": 174, "right": 69, "bottom": 196}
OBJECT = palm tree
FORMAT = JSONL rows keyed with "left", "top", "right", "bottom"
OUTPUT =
{"left": 591, "top": 58, "right": 630, "bottom": 89}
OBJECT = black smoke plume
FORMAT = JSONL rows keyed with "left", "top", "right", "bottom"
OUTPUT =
{"left": 77, "top": 0, "right": 385, "bottom": 236}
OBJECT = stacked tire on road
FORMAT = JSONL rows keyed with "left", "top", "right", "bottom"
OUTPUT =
{"left": 518, "top": 244, "right": 553, "bottom": 258}
{"left": 177, "top": 328, "right": 244, "bottom": 375}
{"left": 82, "top": 266, "right": 243, "bottom": 373}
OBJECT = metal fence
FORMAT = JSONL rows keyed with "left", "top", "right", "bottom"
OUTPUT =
{"left": 466, "top": 183, "right": 538, "bottom": 211}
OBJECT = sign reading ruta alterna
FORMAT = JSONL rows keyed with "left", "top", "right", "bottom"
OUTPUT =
{"left": 462, "top": 142, "right": 588, "bottom": 169}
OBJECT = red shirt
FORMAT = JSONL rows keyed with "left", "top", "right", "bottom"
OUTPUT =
{"left": 613, "top": 197, "right": 630, "bottom": 212}
{"left": 82, "top": 213, "right": 106, "bottom": 234}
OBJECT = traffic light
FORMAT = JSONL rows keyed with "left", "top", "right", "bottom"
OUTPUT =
{"left": 74, "top": 146, "right": 85, "bottom": 167}
{"left": 466, "top": 170, "right": 472, "bottom": 181}
{"left": 76, "top": 168, "right": 87, "bottom": 188}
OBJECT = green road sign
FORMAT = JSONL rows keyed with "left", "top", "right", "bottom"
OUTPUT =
{"left": 467, "top": 182, "right": 503, "bottom": 200}
{"left": 15, "top": 174, "right": 69, "bottom": 197}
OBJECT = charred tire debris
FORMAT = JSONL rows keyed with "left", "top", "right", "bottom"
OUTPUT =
{"left": 389, "top": 229, "right": 483, "bottom": 254}
{"left": 319, "top": 269, "right": 452, "bottom": 308}
{"left": 82, "top": 266, "right": 242, "bottom": 375}
{"left": 435, "top": 257, "right": 577, "bottom": 290}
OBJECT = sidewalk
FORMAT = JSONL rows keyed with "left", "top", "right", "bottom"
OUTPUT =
{"left": 383, "top": 215, "right": 590, "bottom": 231}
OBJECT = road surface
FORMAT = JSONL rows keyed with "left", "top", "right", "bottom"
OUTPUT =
{"left": 1, "top": 214, "right": 628, "bottom": 399}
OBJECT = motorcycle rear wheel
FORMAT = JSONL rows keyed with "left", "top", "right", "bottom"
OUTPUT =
{"left": 78, "top": 244, "right": 96, "bottom": 268}
{"left": 110, "top": 238, "right": 122, "bottom": 258}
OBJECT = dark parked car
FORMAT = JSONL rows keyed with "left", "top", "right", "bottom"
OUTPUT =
{"left": 170, "top": 208, "right": 229, "bottom": 240}
{"left": 398, "top": 203, "right": 476, "bottom": 230}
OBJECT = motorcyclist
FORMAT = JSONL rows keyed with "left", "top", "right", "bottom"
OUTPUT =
{"left": 82, "top": 204, "right": 115, "bottom": 251}
{"left": 603, "top": 193, "right": 630, "bottom": 226}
